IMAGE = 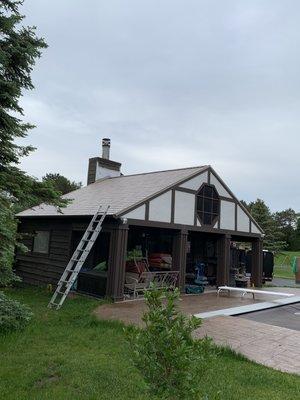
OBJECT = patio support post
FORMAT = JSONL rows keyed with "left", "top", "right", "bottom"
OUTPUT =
{"left": 251, "top": 238, "right": 263, "bottom": 287}
{"left": 106, "top": 223, "right": 129, "bottom": 301}
{"left": 172, "top": 229, "right": 188, "bottom": 292}
{"left": 216, "top": 234, "right": 231, "bottom": 286}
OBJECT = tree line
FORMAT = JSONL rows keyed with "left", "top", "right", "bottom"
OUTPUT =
{"left": 242, "top": 199, "right": 300, "bottom": 253}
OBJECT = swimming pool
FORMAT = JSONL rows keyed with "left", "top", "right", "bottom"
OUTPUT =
{"left": 240, "top": 302, "right": 300, "bottom": 331}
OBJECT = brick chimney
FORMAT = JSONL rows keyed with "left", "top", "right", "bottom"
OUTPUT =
{"left": 87, "top": 138, "right": 121, "bottom": 184}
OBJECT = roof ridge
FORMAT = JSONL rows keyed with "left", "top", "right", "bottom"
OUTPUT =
{"left": 50, "top": 165, "right": 208, "bottom": 200}
{"left": 93, "top": 165, "right": 208, "bottom": 183}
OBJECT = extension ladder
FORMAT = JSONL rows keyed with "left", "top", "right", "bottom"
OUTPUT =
{"left": 48, "top": 205, "right": 110, "bottom": 309}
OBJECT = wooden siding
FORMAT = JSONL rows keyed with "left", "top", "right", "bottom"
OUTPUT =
{"left": 16, "top": 218, "right": 74, "bottom": 286}
{"left": 15, "top": 217, "right": 118, "bottom": 287}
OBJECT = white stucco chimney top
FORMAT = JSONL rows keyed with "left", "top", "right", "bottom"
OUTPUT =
{"left": 102, "top": 138, "right": 111, "bottom": 159}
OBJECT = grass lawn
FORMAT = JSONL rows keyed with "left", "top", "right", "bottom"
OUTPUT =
{"left": 1, "top": 286, "right": 300, "bottom": 400}
{"left": 274, "top": 251, "right": 300, "bottom": 279}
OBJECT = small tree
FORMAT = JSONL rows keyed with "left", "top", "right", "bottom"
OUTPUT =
{"left": 127, "top": 287, "right": 203, "bottom": 400}
{"left": 0, "top": 292, "right": 33, "bottom": 333}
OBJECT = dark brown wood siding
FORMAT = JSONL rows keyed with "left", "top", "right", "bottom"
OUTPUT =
{"left": 15, "top": 216, "right": 117, "bottom": 287}
{"left": 16, "top": 217, "right": 84, "bottom": 286}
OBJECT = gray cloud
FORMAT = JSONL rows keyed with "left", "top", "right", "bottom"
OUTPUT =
{"left": 19, "top": 0, "right": 300, "bottom": 211}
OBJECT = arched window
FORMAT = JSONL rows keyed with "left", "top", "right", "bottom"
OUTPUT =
{"left": 196, "top": 184, "right": 220, "bottom": 225}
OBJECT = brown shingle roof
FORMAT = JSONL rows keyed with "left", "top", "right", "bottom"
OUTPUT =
{"left": 17, "top": 166, "right": 208, "bottom": 217}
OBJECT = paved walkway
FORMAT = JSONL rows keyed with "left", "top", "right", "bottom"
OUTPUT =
{"left": 271, "top": 277, "right": 300, "bottom": 288}
{"left": 194, "top": 316, "right": 300, "bottom": 375}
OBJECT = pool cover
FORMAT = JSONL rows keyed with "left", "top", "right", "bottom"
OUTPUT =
{"left": 241, "top": 302, "right": 300, "bottom": 331}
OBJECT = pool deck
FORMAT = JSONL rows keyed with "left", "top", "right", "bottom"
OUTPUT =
{"left": 193, "top": 315, "right": 300, "bottom": 375}
{"left": 94, "top": 286, "right": 300, "bottom": 326}
{"left": 94, "top": 290, "right": 269, "bottom": 326}
{"left": 94, "top": 287, "right": 300, "bottom": 374}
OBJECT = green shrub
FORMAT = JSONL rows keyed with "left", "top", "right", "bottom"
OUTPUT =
{"left": 0, "top": 292, "right": 33, "bottom": 334}
{"left": 126, "top": 287, "right": 208, "bottom": 399}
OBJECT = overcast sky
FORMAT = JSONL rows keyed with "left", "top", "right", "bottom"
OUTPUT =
{"left": 19, "top": 0, "right": 300, "bottom": 211}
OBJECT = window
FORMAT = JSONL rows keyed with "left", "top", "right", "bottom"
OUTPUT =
{"left": 33, "top": 231, "right": 50, "bottom": 254}
{"left": 196, "top": 184, "right": 220, "bottom": 226}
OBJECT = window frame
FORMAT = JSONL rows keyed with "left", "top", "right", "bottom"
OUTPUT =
{"left": 32, "top": 230, "right": 51, "bottom": 255}
{"left": 196, "top": 184, "right": 220, "bottom": 226}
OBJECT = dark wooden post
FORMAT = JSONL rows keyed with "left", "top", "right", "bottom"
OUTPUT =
{"left": 251, "top": 238, "right": 263, "bottom": 287}
{"left": 216, "top": 234, "right": 231, "bottom": 286}
{"left": 106, "top": 223, "right": 129, "bottom": 301}
{"left": 172, "top": 229, "right": 188, "bottom": 292}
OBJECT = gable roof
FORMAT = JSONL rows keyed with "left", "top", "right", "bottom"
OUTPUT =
{"left": 17, "top": 166, "right": 208, "bottom": 218}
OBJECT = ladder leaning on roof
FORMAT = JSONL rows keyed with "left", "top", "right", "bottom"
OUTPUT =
{"left": 48, "top": 205, "right": 110, "bottom": 310}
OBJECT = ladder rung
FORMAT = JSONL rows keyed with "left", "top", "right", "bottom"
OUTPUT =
{"left": 60, "top": 282, "right": 73, "bottom": 287}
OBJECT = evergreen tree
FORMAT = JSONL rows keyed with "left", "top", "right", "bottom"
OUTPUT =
{"left": 245, "top": 199, "right": 287, "bottom": 253}
{"left": 274, "top": 208, "right": 297, "bottom": 249}
{"left": 42, "top": 173, "right": 82, "bottom": 195}
{"left": 0, "top": 0, "right": 66, "bottom": 285}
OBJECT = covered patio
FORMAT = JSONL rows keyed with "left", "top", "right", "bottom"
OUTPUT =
{"left": 106, "top": 223, "right": 264, "bottom": 301}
